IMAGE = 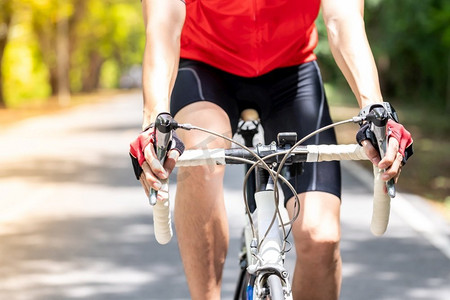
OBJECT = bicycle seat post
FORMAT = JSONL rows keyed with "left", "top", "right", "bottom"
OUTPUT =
{"left": 237, "top": 109, "right": 260, "bottom": 213}
{"left": 238, "top": 109, "right": 260, "bottom": 147}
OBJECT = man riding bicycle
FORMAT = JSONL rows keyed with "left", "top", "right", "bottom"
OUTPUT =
{"left": 130, "top": 0, "right": 413, "bottom": 299}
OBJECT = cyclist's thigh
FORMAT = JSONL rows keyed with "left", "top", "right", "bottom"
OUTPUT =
{"left": 170, "top": 59, "right": 240, "bottom": 145}
{"left": 174, "top": 101, "right": 232, "bottom": 150}
{"left": 262, "top": 61, "right": 341, "bottom": 201}
{"left": 170, "top": 60, "right": 236, "bottom": 182}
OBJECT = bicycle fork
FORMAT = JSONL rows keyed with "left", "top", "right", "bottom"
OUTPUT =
{"left": 235, "top": 119, "right": 292, "bottom": 299}
{"left": 242, "top": 171, "right": 292, "bottom": 299}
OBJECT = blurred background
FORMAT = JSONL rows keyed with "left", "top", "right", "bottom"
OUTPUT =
{"left": 0, "top": 0, "right": 144, "bottom": 107}
{"left": 0, "top": 1, "right": 449, "bottom": 299}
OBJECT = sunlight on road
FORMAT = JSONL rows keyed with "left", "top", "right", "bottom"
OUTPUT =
{"left": 2, "top": 261, "right": 153, "bottom": 298}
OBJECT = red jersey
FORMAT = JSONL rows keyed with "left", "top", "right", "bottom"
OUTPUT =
{"left": 180, "top": 0, "right": 320, "bottom": 77}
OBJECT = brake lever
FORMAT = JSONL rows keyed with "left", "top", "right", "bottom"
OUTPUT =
{"left": 365, "top": 106, "right": 396, "bottom": 198}
{"left": 149, "top": 113, "right": 175, "bottom": 206}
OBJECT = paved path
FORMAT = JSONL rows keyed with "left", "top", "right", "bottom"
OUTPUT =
{"left": 0, "top": 92, "right": 449, "bottom": 299}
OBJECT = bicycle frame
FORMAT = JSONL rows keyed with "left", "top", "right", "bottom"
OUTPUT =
{"left": 247, "top": 188, "right": 292, "bottom": 299}
{"left": 234, "top": 119, "right": 292, "bottom": 300}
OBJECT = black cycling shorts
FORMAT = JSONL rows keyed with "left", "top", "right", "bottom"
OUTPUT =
{"left": 171, "top": 59, "right": 341, "bottom": 203}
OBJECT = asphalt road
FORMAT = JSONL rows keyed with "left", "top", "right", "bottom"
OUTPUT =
{"left": 0, "top": 91, "right": 449, "bottom": 300}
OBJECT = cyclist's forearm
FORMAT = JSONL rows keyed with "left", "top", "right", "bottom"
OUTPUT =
{"left": 321, "top": 0, "right": 383, "bottom": 108}
{"left": 142, "top": 40, "right": 180, "bottom": 128}
{"left": 141, "top": 0, "right": 185, "bottom": 129}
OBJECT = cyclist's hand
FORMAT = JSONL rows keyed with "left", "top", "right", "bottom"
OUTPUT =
{"left": 129, "top": 128, "right": 184, "bottom": 197}
{"left": 357, "top": 119, "right": 413, "bottom": 183}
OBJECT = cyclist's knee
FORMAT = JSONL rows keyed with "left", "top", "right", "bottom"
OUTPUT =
{"left": 293, "top": 215, "right": 340, "bottom": 262}
{"left": 299, "top": 228, "right": 339, "bottom": 254}
{"left": 174, "top": 102, "right": 231, "bottom": 186}
{"left": 288, "top": 192, "right": 341, "bottom": 261}
{"left": 174, "top": 101, "right": 232, "bottom": 150}
{"left": 294, "top": 224, "right": 341, "bottom": 267}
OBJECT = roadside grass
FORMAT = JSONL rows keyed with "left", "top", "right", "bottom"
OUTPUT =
{"left": 325, "top": 84, "right": 450, "bottom": 221}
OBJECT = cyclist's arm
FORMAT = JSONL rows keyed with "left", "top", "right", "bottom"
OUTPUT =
{"left": 141, "top": 0, "right": 185, "bottom": 130}
{"left": 134, "top": 0, "right": 185, "bottom": 193}
{"left": 321, "top": 0, "right": 382, "bottom": 108}
{"left": 321, "top": 0, "right": 409, "bottom": 180}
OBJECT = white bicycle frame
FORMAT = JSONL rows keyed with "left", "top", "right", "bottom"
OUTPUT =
{"left": 245, "top": 189, "right": 292, "bottom": 299}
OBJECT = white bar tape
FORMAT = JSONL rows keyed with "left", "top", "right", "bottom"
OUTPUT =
{"left": 306, "top": 144, "right": 367, "bottom": 162}
{"left": 370, "top": 166, "right": 391, "bottom": 236}
{"left": 152, "top": 183, "right": 173, "bottom": 244}
{"left": 176, "top": 149, "right": 226, "bottom": 167}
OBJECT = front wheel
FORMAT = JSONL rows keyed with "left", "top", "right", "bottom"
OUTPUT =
{"left": 266, "top": 275, "right": 286, "bottom": 300}
{"left": 234, "top": 268, "right": 249, "bottom": 300}
{"left": 238, "top": 273, "right": 291, "bottom": 300}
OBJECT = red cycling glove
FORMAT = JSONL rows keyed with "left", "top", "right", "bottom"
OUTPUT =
{"left": 386, "top": 119, "right": 413, "bottom": 163}
{"left": 129, "top": 127, "right": 185, "bottom": 180}
{"left": 129, "top": 128, "right": 155, "bottom": 180}
{"left": 356, "top": 119, "right": 413, "bottom": 164}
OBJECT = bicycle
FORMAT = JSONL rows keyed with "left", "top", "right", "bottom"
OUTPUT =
{"left": 147, "top": 105, "right": 395, "bottom": 300}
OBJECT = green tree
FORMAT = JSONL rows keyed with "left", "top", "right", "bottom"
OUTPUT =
{"left": 316, "top": 0, "right": 450, "bottom": 112}
{"left": 70, "top": 0, "right": 144, "bottom": 92}
{"left": 364, "top": 0, "right": 450, "bottom": 111}
{"left": 0, "top": 0, "right": 146, "bottom": 107}
{"left": 28, "top": 0, "right": 144, "bottom": 94}
{"left": 29, "top": 0, "right": 86, "bottom": 97}
{"left": 0, "top": 0, "right": 13, "bottom": 108}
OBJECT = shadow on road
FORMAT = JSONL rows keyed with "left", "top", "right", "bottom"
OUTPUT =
{"left": 340, "top": 222, "right": 450, "bottom": 299}
{"left": 1, "top": 211, "right": 449, "bottom": 300}
{"left": 0, "top": 213, "right": 189, "bottom": 299}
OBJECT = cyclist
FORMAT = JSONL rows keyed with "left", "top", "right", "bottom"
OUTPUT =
{"left": 130, "top": 0, "right": 413, "bottom": 299}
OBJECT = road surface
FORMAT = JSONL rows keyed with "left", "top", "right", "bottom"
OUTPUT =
{"left": 0, "top": 92, "right": 449, "bottom": 299}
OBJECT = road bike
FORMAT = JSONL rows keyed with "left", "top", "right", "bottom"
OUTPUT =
{"left": 148, "top": 105, "right": 395, "bottom": 300}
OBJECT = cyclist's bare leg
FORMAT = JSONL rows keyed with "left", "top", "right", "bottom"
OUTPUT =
{"left": 173, "top": 102, "right": 232, "bottom": 300}
{"left": 286, "top": 191, "right": 342, "bottom": 300}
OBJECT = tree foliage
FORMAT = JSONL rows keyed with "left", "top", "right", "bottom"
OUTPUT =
{"left": 70, "top": 0, "right": 144, "bottom": 92}
{"left": 367, "top": 0, "right": 450, "bottom": 109}
{"left": 0, "top": 0, "right": 13, "bottom": 107}
{"left": 1, "top": 0, "right": 144, "bottom": 107}
{"left": 317, "top": 0, "right": 450, "bottom": 111}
